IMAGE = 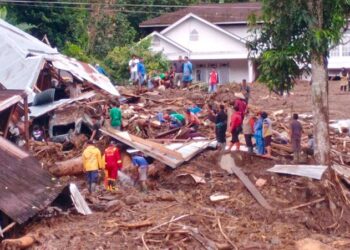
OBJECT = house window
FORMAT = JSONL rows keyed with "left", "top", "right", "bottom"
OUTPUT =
{"left": 152, "top": 36, "right": 160, "bottom": 47}
{"left": 190, "top": 29, "right": 199, "bottom": 41}
{"left": 342, "top": 42, "right": 350, "bottom": 56}
{"left": 330, "top": 46, "right": 340, "bottom": 57}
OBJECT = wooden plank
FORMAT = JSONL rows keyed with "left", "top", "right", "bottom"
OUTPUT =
{"left": 155, "top": 127, "right": 181, "bottom": 138}
{"left": 219, "top": 153, "right": 274, "bottom": 210}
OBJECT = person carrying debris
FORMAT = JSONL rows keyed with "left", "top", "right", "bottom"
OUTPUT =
{"left": 242, "top": 109, "right": 255, "bottom": 154}
{"left": 228, "top": 105, "right": 243, "bottom": 151}
{"left": 214, "top": 104, "right": 227, "bottom": 151}
{"left": 82, "top": 140, "right": 103, "bottom": 193}
{"left": 208, "top": 67, "right": 219, "bottom": 93}
{"left": 185, "top": 109, "right": 201, "bottom": 131}
{"left": 254, "top": 112, "right": 265, "bottom": 155}
{"left": 262, "top": 112, "right": 273, "bottom": 157}
{"left": 104, "top": 140, "right": 122, "bottom": 191}
{"left": 290, "top": 113, "right": 303, "bottom": 163}
{"left": 109, "top": 102, "right": 122, "bottom": 130}
{"left": 131, "top": 152, "right": 149, "bottom": 192}
{"left": 164, "top": 111, "right": 186, "bottom": 128}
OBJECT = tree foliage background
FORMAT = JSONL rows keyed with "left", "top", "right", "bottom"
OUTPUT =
{"left": 1, "top": 0, "right": 253, "bottom": 81}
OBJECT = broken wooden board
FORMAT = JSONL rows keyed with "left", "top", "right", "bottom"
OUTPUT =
{"left": 219, "top": 153, "right": 274, "bottom": 210}
{"left": 267, "top": 165, "right": 328, "bottom": 180}
{"left": 332, "top": 165, "right": 350, "bottom": 184}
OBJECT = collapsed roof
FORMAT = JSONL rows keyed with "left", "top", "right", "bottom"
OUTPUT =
{"left": 0, "top": 19, "right": 119, "bottom": 104}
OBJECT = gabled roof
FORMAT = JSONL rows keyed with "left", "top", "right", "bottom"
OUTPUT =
{"left": 140, "top": 2, "right": 261, "bottom": 27}
{"left": 160, "top": 13, "right": 246, "bottom": 43}
{"left": 148, "top": 31, "right": 191, "bottom": 53}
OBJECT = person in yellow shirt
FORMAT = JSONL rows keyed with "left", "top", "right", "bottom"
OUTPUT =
{"left": 82, "top": 140, "right": 103, "bottom": 193}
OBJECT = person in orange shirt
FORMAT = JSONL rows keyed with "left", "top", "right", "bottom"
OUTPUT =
{"left": 104, "top": 140, "right": 123, "bottom": 191}
{"left": 185, "top": 109, "right": 201, "bottom": 131}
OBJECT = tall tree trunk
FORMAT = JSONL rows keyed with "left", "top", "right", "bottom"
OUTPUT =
{"left": 311, "top": 53, "right": 330, "bottom": 165}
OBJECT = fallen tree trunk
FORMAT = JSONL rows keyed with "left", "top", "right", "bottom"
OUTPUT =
{"left": 49, "top": 157, "right": 83, "bottom": 177}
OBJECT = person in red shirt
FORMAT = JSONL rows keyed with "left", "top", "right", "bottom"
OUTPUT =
{"left": 104, "top": 140, "right": 123, "bottom": 191}
{"left": 234, "top": 92, "right": 247, "bottom": 119}
{"left": 208, "top": 67, "right": 219, "bottom": 93}
{"left": 228, "top": 106, "right": 243, "bottom": 151}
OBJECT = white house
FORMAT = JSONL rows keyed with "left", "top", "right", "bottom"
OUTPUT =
{"left": 140, "top": 2, "right": 350, "bottom": 83}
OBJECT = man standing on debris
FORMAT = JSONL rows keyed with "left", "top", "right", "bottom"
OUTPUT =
{"left": 137, "top": 57, "right": 146, "bottom": 89}
{"left": 240, "top": 79, "right": 250, "bottom": 103}
{"left": 242, "top": 109, "right": 255, "bottom": 154}
{"left": 104, "top": 140, "right": 122, "bottom": 191}
{"left": 262, "top": 112, "right": 273, "bottom": 157}
{"left": 82, "top": 140, "right": 103, "bottom": 193}
{"left": 290, "top": 113, "right": 303, "bottom": 163}
{"left": 131, "top": 152, "right": 149, "bottom": 192}
{"left": 254, "top": 112, "right": 265, "bottom": 155}
{"left": 228, "top": 106, "right": 243, "bottom": 151}
{"left": 214, "top": 104, "right": 227, "bottom": 151}
{"left": 208, "top": 67, "right": 219, "bottom": 93}
{"left": 129, "top": 54, "right": 139, "bottom": 85}
{"left": 182, "top": 56, "right": 193, "bottom": 88}
{"left": 173, "top": 56, "right": 184, "bottom": 87}
{"left": 109, "top": 102, "right": 122, "bottom": 130}
{"left": 234, "top": 92, "right": 247, "bottom": 119}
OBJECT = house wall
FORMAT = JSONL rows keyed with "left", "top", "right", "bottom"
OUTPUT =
{"left": 150, "top": 36, "right": 188, "bottom": 61}
{"left": 191, "top": 59, "right": 248, "bottom": 84}
{"left": 163, "top": 18, "right": 248, "bottom": 57}
{"left": 219, "top": 24, "right": 252, "bottom": 40}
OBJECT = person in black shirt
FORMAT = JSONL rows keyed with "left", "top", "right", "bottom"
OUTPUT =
{"left": 173, "top": 56, "right": 184, "bottom": 87}
{"left": 214, "top": 104, "right": 228, "bottom": 151}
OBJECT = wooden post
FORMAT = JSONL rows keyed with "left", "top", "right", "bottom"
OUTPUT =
{"left": 23, "top": 94, "right": 29, "bottom": 149}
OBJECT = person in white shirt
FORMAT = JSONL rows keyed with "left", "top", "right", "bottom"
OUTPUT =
{"left": 128, "top": 54, "right": 139, "bottom": 84}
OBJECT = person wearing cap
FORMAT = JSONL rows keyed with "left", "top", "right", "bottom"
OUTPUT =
{"left": 228, "top": 105, "right": 243, "bottom": 151}
{"left": 234, "top": 92, "right": 247, "bottom": 119}
{"left": 104, "top": 140, "right": 123, "bottom": 191}
{"left": 131, "top": 152, "right": 149, "bottom": 192}
{"left": 185, "top": 109, "right": 200, "bottom": 131}
{"left": 82, "top": 140, "right": 103, "bottom": 193}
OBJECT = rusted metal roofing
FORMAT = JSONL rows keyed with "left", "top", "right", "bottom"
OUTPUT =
{"left": 0, "top": 90, "right": 25, "bottom": 112}
{"left": 0, "top": 136, "right": 65, "bottom": 224}
{"left": 140, "top": 2, "right": 261, "bottom": 27}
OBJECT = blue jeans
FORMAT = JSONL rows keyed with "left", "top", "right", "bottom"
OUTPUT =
{"left": 208, "top": 84, "right": 217, "bottom": 93}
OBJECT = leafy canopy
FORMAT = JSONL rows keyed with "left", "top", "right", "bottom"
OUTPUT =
{"left": 248, "top": 0, "right": 350, "bottom": 93}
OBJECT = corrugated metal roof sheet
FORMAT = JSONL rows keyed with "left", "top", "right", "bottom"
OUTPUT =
{"left": 0, "top": 137, "right": 65, "bottom": 224}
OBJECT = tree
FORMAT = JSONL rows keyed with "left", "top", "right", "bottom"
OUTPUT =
{"left": 248, "top": 0, "right": 350, "bottom": 165}
{"left": 104, "top": 38, "right": 169, "bottom": 83}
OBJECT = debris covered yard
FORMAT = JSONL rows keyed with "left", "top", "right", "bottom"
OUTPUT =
{"left": 5, "top": 81, "right": 350, "bottom": 250}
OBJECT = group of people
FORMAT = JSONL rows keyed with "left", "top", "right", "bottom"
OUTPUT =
{"left": 128, "top": 55, "right": 194, "bottom": 90}
{"left": 82, "top": 139, "right": 150, "bottom": 193}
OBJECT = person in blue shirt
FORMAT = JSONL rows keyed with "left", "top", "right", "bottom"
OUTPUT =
{"left": 137, "top": 58, "right": 146, "bottom": 90}
{"left": 182, "top": 56, "right": 193, "bottom": 88}
{"left": 131, "top": 153, "right": 149, "bottom": 192}
{"left": 95, "top": 64, "right": 107, "bottom": 76}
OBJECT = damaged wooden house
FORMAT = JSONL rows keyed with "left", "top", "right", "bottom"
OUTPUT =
{"left": 0, "top": 19, "right": 119, "bottom": 143}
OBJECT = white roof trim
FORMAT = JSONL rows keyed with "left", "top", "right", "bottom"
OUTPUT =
{"left": 160, "top": 13, "right": 246, "bottom": 43}
{"left": 147, "top": 31, "right": 191, "bottom": 53}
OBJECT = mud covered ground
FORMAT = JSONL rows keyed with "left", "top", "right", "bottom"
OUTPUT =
{"left": 11, "top": 81, "right": 350, "bottom": 249}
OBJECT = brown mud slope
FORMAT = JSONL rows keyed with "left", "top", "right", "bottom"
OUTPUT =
{"left": 10, "top": 81, "right": 350, "bottom": 249}
{"left": 22, "top": 150, "right": 350, "bottom": 249}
